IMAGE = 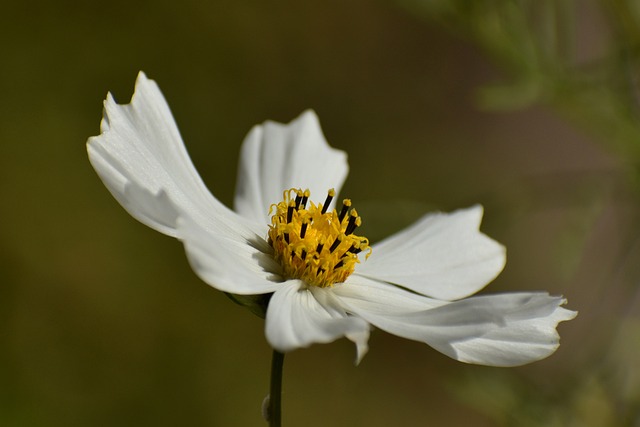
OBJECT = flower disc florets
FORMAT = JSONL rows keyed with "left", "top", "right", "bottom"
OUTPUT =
{"left": 268, "top": 188, "right": 371, "bottom": 288}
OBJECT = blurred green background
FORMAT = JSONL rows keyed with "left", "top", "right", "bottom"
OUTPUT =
{"left": 2, "top": 0, "right": 639, "bottom": 425}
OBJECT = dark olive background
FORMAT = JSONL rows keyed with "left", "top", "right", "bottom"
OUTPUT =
{"left": 1, "top": 1, "right": 632, "bottom": 426}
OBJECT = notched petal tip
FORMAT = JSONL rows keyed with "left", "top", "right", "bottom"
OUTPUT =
{"left": 336, "top": 278, "right": 576, "bottom": 367}
{"left": 87, "top": 72, "right": 261, "bottom": 240}
{"left": 445, "top": 293, "right": 577, "bottom": 366}
{"left": 553, "top": 297, "right": 578, "bottom": 322}
{"left": 94, "top": 72, "right": 152, "bottom": 129}
{"left": 89, "top": 72, "right": 154, "bottom": 145}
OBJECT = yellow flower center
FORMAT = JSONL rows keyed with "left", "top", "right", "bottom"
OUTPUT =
{"left": 268, "top": 188, "right": 371, "bottom": 288}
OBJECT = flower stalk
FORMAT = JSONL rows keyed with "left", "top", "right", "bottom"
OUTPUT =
{"left": 269, "top": 350, "right": 285, "bottom": 427}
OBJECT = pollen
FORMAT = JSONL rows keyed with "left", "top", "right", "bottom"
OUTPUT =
{"left": 268, "top": 188, "right": 371, "bottom": 288}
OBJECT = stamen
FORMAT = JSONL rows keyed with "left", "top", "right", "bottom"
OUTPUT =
{"left": 300, "top": 189, "right": 310, "bottom": 209}
{"left": 321, "top": 188, "right": 335, "bottom": 214}
{"left": 300, "top": 219, "right": 309, "bottom": 238}
{"left": 338, "top": 199, "right": 351, "bottom": 223}
{"left": 334, "top": 260, "right": 344, "bottom": 269}
{"left": 286, "top": 200, "right": 295, "bottom": 223}
{"left": 329, "top": 236, "right": 342, "bottom": 253}
{"left": 345, "top": 210, "right": 360, "bottom": 235}
{"left": 294, "top": 190, "right": 303, "bottom": 209}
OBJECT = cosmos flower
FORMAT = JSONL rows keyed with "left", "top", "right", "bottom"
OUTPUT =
{"left": 87, "top": 72, "right": 576, "bottom": 366}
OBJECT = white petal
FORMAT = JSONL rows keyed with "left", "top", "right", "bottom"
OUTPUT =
{"left": 178, "top": 216, "right": 284, "bottom": 295}
{"left": 265, "top": 281, "right": 370, "bottom": 363}
{"left": 234, "top": 110, "right": 349, "bottom": 224}
{"left": 435, "top": 299, "right": 576, "bottom": 366}
{"left": 87, "top": 72, "right": 261, "bottom": 240}
{"left": 334, "top": 276, "right": 576, "bottom": 366}
{"left": 356, "top": 205, "right": 506, "bottom": 300}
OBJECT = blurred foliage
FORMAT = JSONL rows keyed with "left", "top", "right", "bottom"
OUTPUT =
{"left": 398, "top": 0, "right": 640, "bottom": 174}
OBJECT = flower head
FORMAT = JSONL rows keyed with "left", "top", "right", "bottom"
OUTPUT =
{"left": 87, "top": 73, "right": 576, "bottom": 366}
{"left": 268, "top": 187, "right": 371, "bottom": 288}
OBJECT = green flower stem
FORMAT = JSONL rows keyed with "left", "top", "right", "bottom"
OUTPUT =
{"left": 269, "top": 350, "right": 285, "bottom": 427}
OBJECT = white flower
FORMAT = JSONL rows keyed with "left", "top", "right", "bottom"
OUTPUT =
{"left": 87, "top": 72, "right": 576, "bottom": 366}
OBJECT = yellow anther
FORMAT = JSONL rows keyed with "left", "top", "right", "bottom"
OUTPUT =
{"left": 268, "top": 188, "right": 371, "bottom": 288}
{"left": 338, "top": 199, "right": 352, "bottom": 223}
